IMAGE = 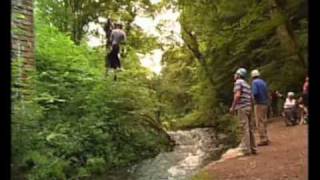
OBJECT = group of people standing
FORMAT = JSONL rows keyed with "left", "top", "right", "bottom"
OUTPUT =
{"left": 230, "top": 67, "right": 308, "bottom": 156}
{"left": 229, "top": 68, "right": 269, "bottom": 155}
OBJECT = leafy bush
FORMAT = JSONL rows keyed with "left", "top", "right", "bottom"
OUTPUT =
{"left": 11, "top": 13, "right": 172, "bottom": 179}
{"left": 214, "top": 114, "right": 241, "bottom": 148}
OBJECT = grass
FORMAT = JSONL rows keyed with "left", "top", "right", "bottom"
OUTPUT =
{"left": 192, "top": 170, "right": 215, "bottom": 180}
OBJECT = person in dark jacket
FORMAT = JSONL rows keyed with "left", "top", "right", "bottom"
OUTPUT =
{"left": 107, "top": 22, "right": 126, "bottom": 70}
{"left": 270, "top": 90, "right": 283, "bottom": 117}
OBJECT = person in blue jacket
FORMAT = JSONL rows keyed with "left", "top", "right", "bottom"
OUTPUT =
{"left": 251, "top": 69, "right": 270, "bottom": 146}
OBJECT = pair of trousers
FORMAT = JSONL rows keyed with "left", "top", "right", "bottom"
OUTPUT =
{"left": 107, "top": 44, "right": 121, "bottom": 69}
{"left": 236, "top": 107, "right": 257, "bottom": 154}
{"left": 254, "top": 104, "right": 269, "bottom": 143}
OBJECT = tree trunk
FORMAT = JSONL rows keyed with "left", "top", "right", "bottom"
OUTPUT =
{"left": 70, "top": 0, "right": 82, "bottom": 45}
{"left": 181, "top": 26, "right": 216, "bottom": 87}
{"left": 104, "top": 18, "right": 113, "bottom": 47}
{"left": 269, "top": 0, "right": 307, "bottom": 69}
{"left": 11, "top": 0, "right": 35, "bottom": 98}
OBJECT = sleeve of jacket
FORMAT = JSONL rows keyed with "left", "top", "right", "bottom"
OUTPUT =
{"left": 252, "top": 80, "right": 258, "bottom": 99}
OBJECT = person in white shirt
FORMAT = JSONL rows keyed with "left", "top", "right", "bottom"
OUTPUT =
{"left": 283, "top": 92, "right": 299, "bottom": 126}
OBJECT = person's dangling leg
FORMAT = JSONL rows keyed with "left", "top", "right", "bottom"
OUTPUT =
{"left": 113, "top": 45, "right": 120, "bottom": 81}
{"left": 109, "top": 44, "right": 119, "bottom": 69}
{"left": 113, "top": 44, "right": 121, "bottom": 69}
{"left": 108, "top": 46, "right": 119, "bottom": 81}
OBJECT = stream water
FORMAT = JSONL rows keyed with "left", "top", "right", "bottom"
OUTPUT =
{"left": 100, "top": 128, "right": 228, "bottom": 180}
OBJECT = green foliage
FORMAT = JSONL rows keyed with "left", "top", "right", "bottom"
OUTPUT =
{"left": 159, "top": 47, "right": 197, "bottom": 120}
{"left": 159, "top": 0, "right": 308, "bottom": 131}
{"left": 23, "top": 151, "right": 69, "bottom": 180}
{"left": 214, "top": 114, "right": 241, "bottom": 147}
{"left": 12, "top": 11, "right": 172, "bottom": 179}
{"left": 35, "top": 0, "right": 158, "bottom": 44}
{"left": 11, "top": 101, "right": 44, "bottom": 162}
{"left": 85, "top": 157, "right": 106, "bottom": 175}
{"left": 192, "top": 170, "right": 214, "bottom": 180}
{"left": 12, "top": 0, "right": 308, "bottom": 179}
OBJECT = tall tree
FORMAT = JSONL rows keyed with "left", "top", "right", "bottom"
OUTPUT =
{"left": 12, "top": 0, "right": 35, "bottom": 99}
{"left": 159, "top": 0, "right": 308, "bottom": 128}
{"left": 268, "top": 0, "right": 307, "bottom": 68}
{"left": 36, "top": 0, "right": 155, "bottom": 44}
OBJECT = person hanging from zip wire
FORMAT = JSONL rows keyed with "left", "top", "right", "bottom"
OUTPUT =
{"left": 106, "top": 22, "right": 126, "bottom": 80}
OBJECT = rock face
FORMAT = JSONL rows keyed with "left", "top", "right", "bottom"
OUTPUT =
{"left": 218, "top": 147, "right": 244, "bottom": 161}
{"left": 11, "top": 0, "right": 35, "bottom": 84}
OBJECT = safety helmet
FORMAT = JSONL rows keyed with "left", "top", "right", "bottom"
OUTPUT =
{"left": 251, "top": 69, "right": 260, "bottom": 77}
{"left": 287, "top": 92, "right": 294, "bottom": 97}
{"left": 114, "top": 21, "right": 123, "bottom": 27}
{"left": 235, "top": 68, "right": 247, "bottom": 77}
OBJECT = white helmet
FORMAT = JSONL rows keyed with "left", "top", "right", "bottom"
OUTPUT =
{"left": 288, "top": 92, "right": 294, "bottom": 97}
{"left": 251, "top": 69, "right": 260, "bottom": 77}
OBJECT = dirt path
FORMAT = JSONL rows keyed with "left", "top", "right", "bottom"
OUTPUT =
{"left": 194, "top": 118, "right": 308, "bottom": 180}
